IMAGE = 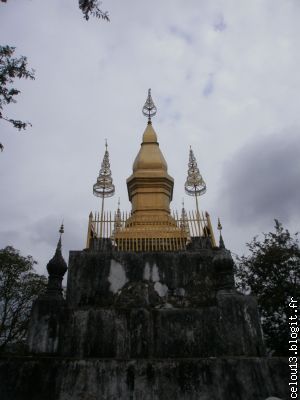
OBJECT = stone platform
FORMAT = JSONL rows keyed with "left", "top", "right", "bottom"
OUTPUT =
{"left": 7, "top": 245, "right": 289, "bottom": 399}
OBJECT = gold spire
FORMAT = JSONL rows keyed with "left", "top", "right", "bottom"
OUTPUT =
{"left": 141, "top": 122, "right": 158, "bottom": 143}
{"left": 127, "top": 90, "right": 174, "bottom": 214}
{"left": 114, "top": 89, "right": 185, "bottom": 251}
{"left": 132, "top": 124, "right": 168, "bottom": 173}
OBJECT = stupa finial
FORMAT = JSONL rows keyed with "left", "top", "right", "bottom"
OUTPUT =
{"left": 142, "top": 88, "right": 157, "bottom": 124}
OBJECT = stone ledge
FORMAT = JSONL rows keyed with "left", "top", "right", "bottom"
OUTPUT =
{"left": 0, "top": 356, "right": 289, "bottom": 400}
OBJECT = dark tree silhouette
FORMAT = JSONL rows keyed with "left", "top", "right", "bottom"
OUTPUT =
{"left": 0, "top": 246, "right": 47, "bottom": 352}
{"left": 235, "top": 220, "right": 300, "bottom": 355}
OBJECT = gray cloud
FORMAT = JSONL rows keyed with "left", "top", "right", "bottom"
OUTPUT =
{"left": 0, "top": 230, "right": 22, "bottom": 248}
{"left": 1, "top": 0, "right": 300, "bottom": 261}
{"left": 169, "top": 25, "right": 193, "bottom": 44}
{"left": 220, "top": 128, "right": 300, "bottom": 226}
{"left": 203, "top": 74, "right": 214, "bottom": 97}
{"left": 29, "top": 215, "right": 82, "bottom": 250}
{"left": 214, "top": 14, "right": 227, "bottom": 32}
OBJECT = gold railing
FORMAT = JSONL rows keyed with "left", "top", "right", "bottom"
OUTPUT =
{"left": 86, "top": 210, "right": 216, "bottom": 251}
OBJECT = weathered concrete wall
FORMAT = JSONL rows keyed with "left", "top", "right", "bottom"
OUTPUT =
{"left": 59, "top": 294, "right": 264, "bottom": 358}
{"left": 58, "top": 249, "right": 264, "bottom": 359}
{"left": 27, "top": 298, "right": 68, "bottom": 354}
{"left": 0, "top": 356, "right": 289, "bottom": 400}
{"left": 28, "top": 249, "right": 264, "bottom": 357}
{"left": 66, "top": 250, "right": 223, "bottom": 309}
{"left": 22, "top": 247, "right": 280, "bottom": 399}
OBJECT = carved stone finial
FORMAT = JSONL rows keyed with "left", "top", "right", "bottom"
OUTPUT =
{"left": 142, "top": 88, "right": 157, "bottom": 124}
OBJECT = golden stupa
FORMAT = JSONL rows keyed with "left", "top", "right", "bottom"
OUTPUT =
{"left": 86, "top": 89, "right": 216, "bottom": 252}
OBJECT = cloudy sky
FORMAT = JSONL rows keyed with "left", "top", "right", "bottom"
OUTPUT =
{"left": 1, "top": 0, "right": 300, "bottom": 275}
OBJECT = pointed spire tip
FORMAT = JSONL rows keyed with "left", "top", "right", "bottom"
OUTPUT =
{"left": 217, "top": 217, "right": 222, "bottom": 231}
{"left": 56, "top": 222, "right": 64, "bottom": 253}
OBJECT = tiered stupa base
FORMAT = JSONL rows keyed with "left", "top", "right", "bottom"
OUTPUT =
{"left": 6, "top": 244, "right": 288, "bottom": 400}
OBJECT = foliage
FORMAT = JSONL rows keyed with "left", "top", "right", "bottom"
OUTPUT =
{"left": 235, "top": 220, "right": 300, "bottom": 355}
{"left": 0, "top": 45, "right": 35, "bottom": 150}
{"left": 79, "top": 0, "right": 109, "bottom": 21}
{"left": 1, "top": 0, "right": 110, "bottom": 22}
{"left": 0, "top": 246, "right": 47, "bottom": 352}
{"left": 0, "top": 45, "right": 35, "bottom": 129}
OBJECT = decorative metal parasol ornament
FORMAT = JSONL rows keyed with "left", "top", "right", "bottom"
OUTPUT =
{"left": 93, "top": 140, "right": 115, "bottom": 236}
{"left": 142, "top": 88, "right": 157, "bottom": 123}
{"left": 184, "top": 146, "right": 206, "bottom": 235}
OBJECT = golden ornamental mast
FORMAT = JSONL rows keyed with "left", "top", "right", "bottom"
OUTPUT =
{"left": 87, "top": 89, "right": 216, "bottom": 251}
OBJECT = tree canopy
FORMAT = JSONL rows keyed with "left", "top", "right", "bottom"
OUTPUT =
{"left": 235, "top": 220, "right": 300, "bottom": 355}
{"left": 0, "top": 246, "right": 47, "bottom": 352}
